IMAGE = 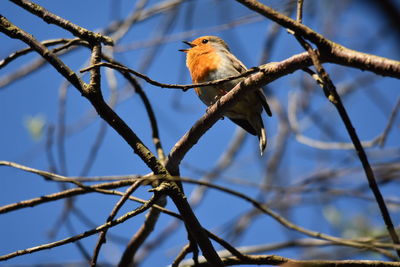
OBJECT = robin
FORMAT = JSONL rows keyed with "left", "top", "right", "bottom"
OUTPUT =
{"left": 180, "top": 35, "right": 272, "bottom": 155}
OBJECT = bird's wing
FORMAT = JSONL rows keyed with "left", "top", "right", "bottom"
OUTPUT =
{"left": 256, "top": 89, "right": 272, "bottom": 117}
{"left": 228, "top": 118, "right": 257, "bottom": 135}
{"left": 228, "top": 53, "right": 247, "bottom": 74}
{"left": 228, "top": 53, "right": 272, "bottom": 117}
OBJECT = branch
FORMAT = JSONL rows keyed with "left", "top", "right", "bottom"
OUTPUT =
{"left": 287, "top": 91, "right": 390, "bottom": 150}
{"left": 169, "top": 177, "right": 398, "bottom": 258}
{"left": 150, "top": 182, "right": 224, "bottom": 266}
{"left": 0, "top": 15, "right": 86, "bottom": 92}
{"left": 181, "top": 254, "right": 400, "bottom": 267}
{"left": 0, "top": 38, "right": 85, "bottom": 69}
{"left": 80, "top": 49, "right": 398, "bottom": 97}
{"left": 0, "top": 178, "right": 179, "bottom": 218}
{"left": 80, "top": 61, "right": 261, "bottom": 91}
{"left": 118, "top": 197, "right": 166, "bottom": 267}
{"left": 0, "top": 160, "right": 92, "bottom": 189}
{"left": 0, "top": 193, "right": 160, "bottom": 261}
{"left": 100, "top": 55, "right": 166, "bottom": 161}
{"left": 235, "top": 0, "right": 400, "bottom": 78}
{"left": 91, "top": 180, "right": 142, "bottom": 266}
{"left": 0, "top": 39, "right": 86, "bottom": 89}
{"left": 9, "top": 0, "right": 113, "bottom": 45}
{"left": 172, "top": 243, "right": 192, "bottom": 267}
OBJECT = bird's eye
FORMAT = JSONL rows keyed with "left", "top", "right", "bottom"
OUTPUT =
{"left": 202, "top": 39, "right": 208, "bottom": 44}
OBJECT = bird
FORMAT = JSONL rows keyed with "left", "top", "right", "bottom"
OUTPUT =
{"left": 179, "top": 35, "right": 272, "bottom": 155}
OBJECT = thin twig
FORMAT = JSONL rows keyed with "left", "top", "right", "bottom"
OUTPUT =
{"left": 118, "top": 198, "right": 166, "bottom": 267}
{"left": 0, "top": 38, "right": 83, "bottom": 69}
{"left": 0, "top": 15, "right": 86, "bottom": 92}
{"left": 103, "top": 56, "right": 166, "bottom": 162}
{"left": 0, "top": 178, "right": 178, "bottom": 218}
{"left": 0, "top": 39, "right": 86, "bottom": 89}
{"left": 80, "top": 61, "right": 260, "bottom": 91}
{"left": 172, "top": 243, "right": 192, "bottom": 267}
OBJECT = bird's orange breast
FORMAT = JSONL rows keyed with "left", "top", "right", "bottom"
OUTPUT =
{"left": 186, "top": 46, "right": 221, "bottom": 83}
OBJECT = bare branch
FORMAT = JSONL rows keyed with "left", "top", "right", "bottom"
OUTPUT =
{"left": 235, "top": 0, "right": 400, "bottom": 78}
{"left": 181, "top": 254, "right": 400, "bottom": 267}
{"left": 118, "top": 197, "right": 166, "bottom": 267}
{"left": 9, "top": 0, "right": 113, "bottom": 45}
{"left": 0, "top": 193, "right": 160, "bottom": 261}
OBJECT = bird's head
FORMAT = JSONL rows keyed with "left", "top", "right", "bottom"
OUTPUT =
{"left": 179, "top": 36, "right": 230, "bottom": 53}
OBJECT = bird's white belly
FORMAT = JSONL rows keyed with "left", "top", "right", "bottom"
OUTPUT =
{"left": 196, "top": 69, "right": 239, "bottom": 106}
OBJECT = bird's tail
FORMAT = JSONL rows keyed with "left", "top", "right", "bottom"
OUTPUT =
{"left": 250, "top": 115, "right": 267, "bottom": 155}
{"left": 259, "top": 123, "right": 267, "bottom": 156}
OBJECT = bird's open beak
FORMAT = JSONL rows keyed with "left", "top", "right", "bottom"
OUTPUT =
{"left": 179, "top": 41, "right": 196, "bottom": 52}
